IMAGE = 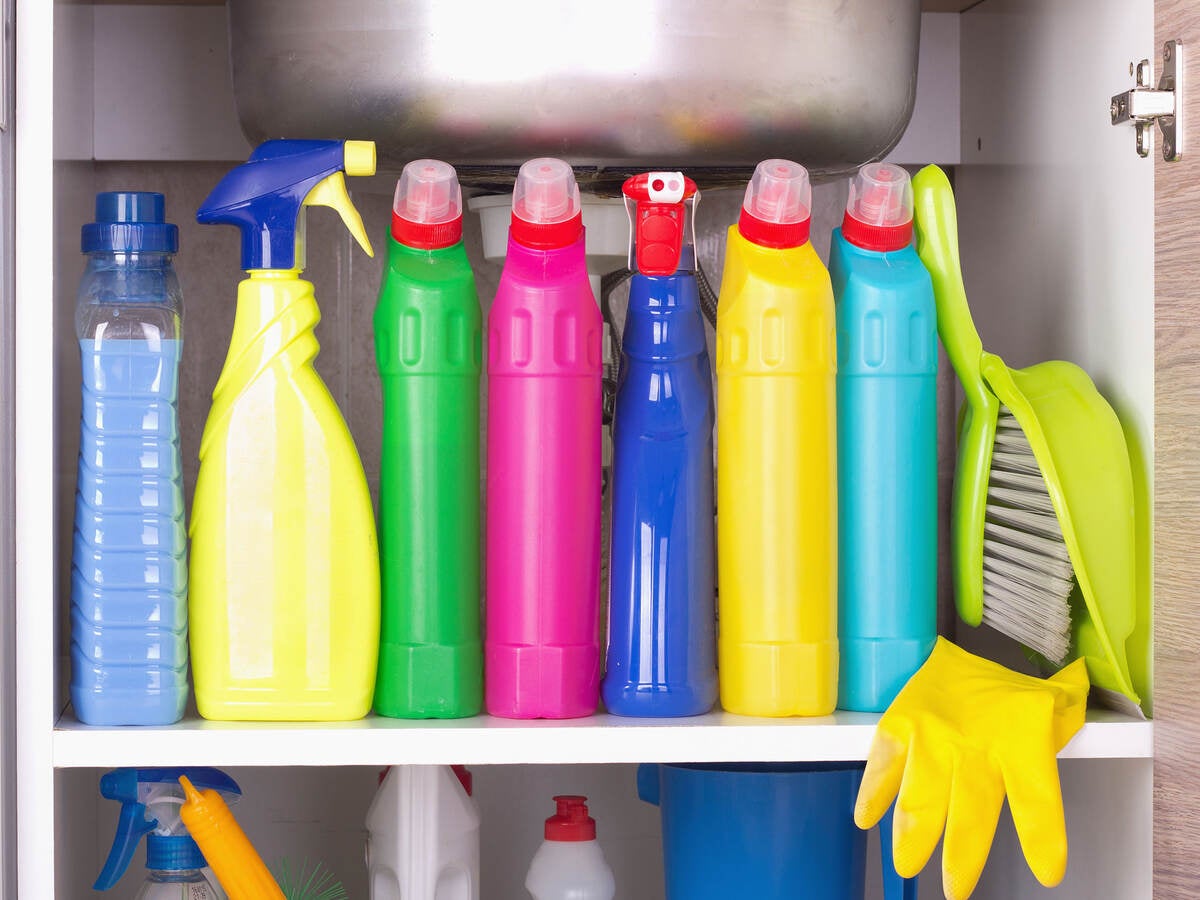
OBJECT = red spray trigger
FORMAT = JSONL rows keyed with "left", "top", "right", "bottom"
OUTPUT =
{"left": 622, "top": 172, "right": 698, "bottom": 276}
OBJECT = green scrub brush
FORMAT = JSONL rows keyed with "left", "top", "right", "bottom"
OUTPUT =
{"left": 912, "top": 164, "right": 1142, "bottom": 715}
{"left": 273, "top": 859, "right": 349, "bottom": 900}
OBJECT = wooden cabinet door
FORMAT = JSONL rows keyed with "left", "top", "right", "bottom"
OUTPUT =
{"left": 1156, "top": 3, "right": 1200, "bottom": 897}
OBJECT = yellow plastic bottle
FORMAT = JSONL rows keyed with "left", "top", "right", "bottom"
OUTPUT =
{"left": 190, "top": 140, "right": 380, "bottom": 720}
{"left": 716, "top": 159, "right": 837, "bottom": 716}
{"left": 179, "top": 776, "right": 287, "bottom": 900}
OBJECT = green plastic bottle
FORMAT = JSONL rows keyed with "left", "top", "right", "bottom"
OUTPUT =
{"left": 373, "top": 160, "right": 482, "bottom": 718}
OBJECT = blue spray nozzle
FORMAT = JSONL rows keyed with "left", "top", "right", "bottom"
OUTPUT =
{"left": 95, "top": 767, "right": 241, "bottom": 891}
{"left": 198, "top": 138, "right": 376, "bottom": 271}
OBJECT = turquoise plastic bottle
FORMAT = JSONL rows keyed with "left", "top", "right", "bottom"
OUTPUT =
{"left": 374, "top": 160, "right": 482, "bottom": 718}
{"left": 71, "top": 192, "right": 187, "bottom": 726}
{"left": 830, "top": 164, "right": 938, "bottom": 712}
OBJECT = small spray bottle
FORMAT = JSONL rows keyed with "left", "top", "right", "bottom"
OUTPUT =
{"left": 95, "top": 767, "right": 240, "bottom": 899}
{"left": 603, "top": 172, "right": 716, "bottom": 717}
{"left": 191, "top": 139, "right": 380, "bottom": 721}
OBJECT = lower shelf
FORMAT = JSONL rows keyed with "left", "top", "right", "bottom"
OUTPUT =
{"left": 52, "top": 708, "right": 1152, "bottom": 768}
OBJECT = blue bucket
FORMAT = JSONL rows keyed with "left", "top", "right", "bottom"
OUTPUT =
{"left": 638, "top": 762, "right": 917, "bottom": 900}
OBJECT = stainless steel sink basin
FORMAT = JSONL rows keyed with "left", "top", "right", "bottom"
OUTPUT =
{"left": 227, "top": 0, "right": 922, "bottom": 187}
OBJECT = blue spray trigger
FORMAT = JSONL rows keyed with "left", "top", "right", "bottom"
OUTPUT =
{"left": 198, "top": 139, "right": 375, "bottom": 271}
{"left": 93, "top": 800, "right": 157, "bottom": 890}
{"left": 95, "top": 767, "right": 242, "bottom": 891}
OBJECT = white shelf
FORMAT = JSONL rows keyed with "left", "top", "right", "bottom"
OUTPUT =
{"left": 52, "top": 709, "right": 1152, "bottom": 769}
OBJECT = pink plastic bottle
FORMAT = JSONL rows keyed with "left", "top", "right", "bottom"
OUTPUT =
{"left": 486, "top": 158, "right": 602, "bottom": 719}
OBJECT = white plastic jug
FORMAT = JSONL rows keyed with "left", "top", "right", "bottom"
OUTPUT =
{"left": 366, "top": 765, "right": 480, "bottom": 899}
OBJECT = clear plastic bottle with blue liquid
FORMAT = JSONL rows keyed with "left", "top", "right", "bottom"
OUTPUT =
{"left": 70, "top": 192, "right": 188, "bottom": 725}
{"left": 830, "top": 164, "right": 938, "bottom": 712}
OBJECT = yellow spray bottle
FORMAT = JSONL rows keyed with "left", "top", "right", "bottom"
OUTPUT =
{"left": 716, "top": 159, "right": 838, "bottom": 716}
{"left": 190, "top": 140, "right": 380, "bottom": 720}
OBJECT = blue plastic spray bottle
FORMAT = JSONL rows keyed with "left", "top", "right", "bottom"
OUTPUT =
{"left": 602, "top": 172, "right": 717, "bottom": 718}
{"left": 830, "top": 163, "right": 938, "bottom": 712}
{"left": 95, "top": 767, "right": 241, "bottom": 899}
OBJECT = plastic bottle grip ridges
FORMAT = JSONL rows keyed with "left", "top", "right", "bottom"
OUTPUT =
{"left": 71, "top": 339, "right": 188, "bottom": 725}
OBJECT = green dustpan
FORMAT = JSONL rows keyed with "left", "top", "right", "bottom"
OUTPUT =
{"left": 912, "top": 165, "right": 1140, "bottom": 710}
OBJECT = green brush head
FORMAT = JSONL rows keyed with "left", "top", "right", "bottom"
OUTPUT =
{"left": 272, "top": 859, "right": 348, "bottom": 900}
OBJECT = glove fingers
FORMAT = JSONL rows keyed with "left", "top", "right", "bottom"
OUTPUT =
{"left": 856, "top": 727, "right": 909, "bottom": 830}
{"left": 941, "top": 759, "right": 1005, "bottom": 900}
{"left": 1003, "top": 750, "right": 1070, "bottom": 888}
{"left": 891, "top": 736, "right": 952, "bottom": 880}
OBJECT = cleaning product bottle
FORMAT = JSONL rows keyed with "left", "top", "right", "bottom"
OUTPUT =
{"left": 191, "top": 139, "right": 380, "bottom": 721}
{"left": 178, "top": 775, "right": 286, "bottom": 900}
{"left": 95, "top": 767, "right": 240, "bottom": 899}
{"left": 486, "top": 158, "right": 602, "bottom": 719}
{"left": 71, "top": 192, "right": 188, "bottom": 726}
{"left": 715, "top": 158, "right": 838, "bottom": 717}
{"left": 830, "top": 163, "right": 938, "bottom": 713}
{"left": 526, "top": 796, "right": 615, "bottom": 900}
{"left": 603, "top": 172, "right": 716, "bottom": 717}
{"left": 374, "top": 160, "right": 482, "bottom": 719}
{"left": 365, "top": 765, "right": 480, "bottom": 899}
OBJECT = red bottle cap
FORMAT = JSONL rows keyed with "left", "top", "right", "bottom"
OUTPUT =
{"left": 544, "top": 795, "right": 596, "bottom": 842}
{"left": 737, "top": 158, "right": 812, "bottom": 249}
{"left": 511, "top": 158, "right": 584, "bottom": 249}
{"left": 841, "top": 162, "right": 914, "bottom": 252}
{"left": 391, "top": 159, "right": 463, "bottom": 249}
{"left": 621, "top": 172, "right": 699, "bottom": 276}
{"left": 451, "top": 765, "right": 474, "bottom": 797}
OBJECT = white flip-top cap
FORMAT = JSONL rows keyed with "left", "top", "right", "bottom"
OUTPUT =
{"left": 738, "top": 159, "right": 812, "bottom": 248}
{"left": 394, "top": 159, "right": 462, "bottom": 225}
{"left": 846, "top": 163, "right": 912, "bottom": 228}
{"left": 391, "top": 158, "right": 463, "bottom": 249}
{"left": 743, "top": 159, "right": 811, "bottom": 225}
{"left": 513, "top": 158, "right": 582, "bottom": 225}
{"left": 842, "top": 162, "right": 914, "bottom": 251}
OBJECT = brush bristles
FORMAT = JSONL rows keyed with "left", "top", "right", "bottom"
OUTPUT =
{"left": 1091, "top": 685, "right": 1148, "bottom": 720}
{"left": 272, "top": 859, "right": 348, "bottom": 900}
{"left": 981, "top": 409, "right": 1074, "bottom": 665}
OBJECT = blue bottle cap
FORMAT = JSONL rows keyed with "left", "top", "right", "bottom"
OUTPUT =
{"left": 82, "top": 191, "right": 179, "bottom": 254}
{"left": 145, "top": 834, "right": 206, "bottom": 873}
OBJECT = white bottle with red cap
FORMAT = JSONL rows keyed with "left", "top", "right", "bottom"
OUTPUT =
{"left": 525, "top": 796, "right": 615, "bottom": 900}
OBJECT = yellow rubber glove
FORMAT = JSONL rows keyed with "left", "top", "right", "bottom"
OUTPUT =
{"left": 855, "top": 637, "right": 1089, "bottom": 900}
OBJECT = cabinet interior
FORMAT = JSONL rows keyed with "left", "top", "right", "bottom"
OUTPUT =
{"left": 39, "top": 1, "right": 1156, "bottom": 898}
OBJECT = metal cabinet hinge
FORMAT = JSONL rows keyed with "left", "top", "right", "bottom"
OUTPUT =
{"left": 1111, "top": 39, "right": 1183, "bottom": 161}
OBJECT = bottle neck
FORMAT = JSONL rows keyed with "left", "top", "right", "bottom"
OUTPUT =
{"left": 246, "top": 268, "right": 304, "bottom": 281}
{"left": 146, "top": 868, "right": 208, "bottom": 883}
{"left": 86, "top": 251, "right": 175, "bottom": 270}
{"left": 502, "top": 230, "right": 587, "bottom": 279}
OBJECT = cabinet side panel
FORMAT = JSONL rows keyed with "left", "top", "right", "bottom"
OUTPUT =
{"left": 0, "top": 0, "right": 14, "bottom": 896}
{"left": 17, "top": 0, "right": 59, "bottom": 895}
{"left": 1154, "top": 3, "right": 1200, "bottom": 896}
